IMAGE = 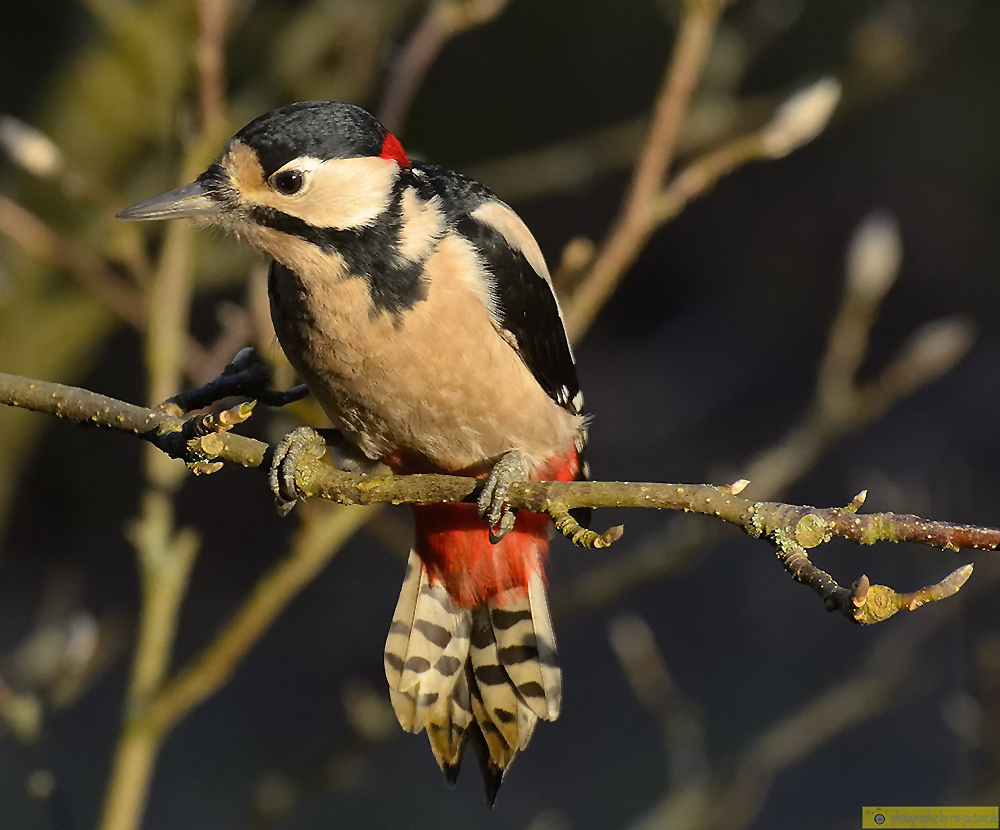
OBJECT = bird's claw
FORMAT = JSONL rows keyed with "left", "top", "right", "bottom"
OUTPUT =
{"left": 270, "top": 426, "right": 327, "bottom": 516}
{"left": 478, "top": 451, "right": 527, "bottom": 543}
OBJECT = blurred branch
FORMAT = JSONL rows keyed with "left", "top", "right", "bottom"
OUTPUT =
{"left": 545, "top": 78, "right": 840, "bottom": 291}
{"left": 628, "top": 594, "right": 964, "bottom": 830}
{"left": 99, "top": 213, "right": 202, "bottom": 830}
{"left": 0, "top": 672, "right": 42, "bottom": 743}
{"left": 471, "top": 119, "right": 649, "bottom": 203}
{"left": 563, "top": 0, "right": 728, "bottom": 337}
{"left": 0, "top": 194, "right": 220, "bottom": 375}
{"left": 471, "top": 0, "right": 963, "bottom": 207}
{"left": 0, "top": 195, "right": 146, "bottom": 328}
{"left": 609, "top": 614, "right": 709, "bottom": 790}
{"left": 196, "top": 0, "right": 232, "bottom": 140}
{"left": 100, "top": 500, "right": 198, "bottom": 830}
{"left": 146, "top": 505, "right": 369, "bottom": 734}
{"left": 377, "top": 0, "right": 511, "bottom": 134}
{"left": 97, "top": 504, "right": 367, "bottom": 830}
{"left": 740, "top": 211, "right": 974, "bottom": 498}
{"left": 562, "top": 72, "right": 841, "bottom": 333}
{"left": 653, "top": 78, "right": 842, "bottom": 227}
{"left": 98, "top": 19, "right": 239, "bottom": 811}
{"left": 555, "top": 210, "right": 973, "bottom": 615}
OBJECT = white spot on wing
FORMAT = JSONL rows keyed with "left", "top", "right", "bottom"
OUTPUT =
{"left": 471, "top": 200, "right": 551, "bottom": 284}
{"left": 469, "top": 198, "right": 580, "bottom": 372}
{"left": 445, "top": 234, "right": 503, "bottom": 328}
{"left": 397, "top": 187, "right": 445, "bottom": 263}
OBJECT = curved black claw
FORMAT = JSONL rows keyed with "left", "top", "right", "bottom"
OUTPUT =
{"left": 269, "top": 426, "right": 327, "bottom": 516}
{"left": 477, "top": 451, "right": 527, "bottom": 544}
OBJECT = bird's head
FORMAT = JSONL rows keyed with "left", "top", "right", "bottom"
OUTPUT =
{"left": 118, "top": 101, "right": 411, "bottom": 262}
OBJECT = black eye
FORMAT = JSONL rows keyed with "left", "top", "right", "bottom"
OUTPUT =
{"left": 273, "top": 169, "right": 304, "bottom": 195}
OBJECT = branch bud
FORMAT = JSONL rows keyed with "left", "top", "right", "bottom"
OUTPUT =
{"left": 885, "top": 316, "right": 975, "bottom": 391}
{"left": 845, "top": 211, "right": 902, "bottom": 300}
{"left": 761, "top": 77, "right": 842, "bottom": 158}
{"left": 0, "top": 116, "right": 63, "bottom": 179}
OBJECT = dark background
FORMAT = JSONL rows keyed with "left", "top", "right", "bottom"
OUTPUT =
{"left": 0, "top": 1, "right": 998, "bottom": 828}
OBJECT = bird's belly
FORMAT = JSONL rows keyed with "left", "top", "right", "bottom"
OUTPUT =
{"left": 269, "top": 264, "right": 580, "bottom": 474}
{"left": 284, "top": 326, "right": 580, "bottom": 474}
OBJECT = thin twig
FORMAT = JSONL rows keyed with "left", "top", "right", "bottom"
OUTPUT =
{"left": 145, "top": 505, "right": 370, "bottom": 735}
{"left": 628, "top": 584, "right": 977, "bottom": 830}
{"left": 99, "top": 158, "right": 205, "bottom": 830}
{"left": 196, "top": 0, "right": 232, "bottom": 140}
{"left": 0, "top": 195, "right": 146, "bottom": 328}
{"left": 0, "top": 371, "right": 267, "bottom": 468}
{"left": 564, "top": 0, "right": 727, "bottom": 340}
{"left": 377, "top": 0, "right": 512, "bottom": 134}
{"left": 555, "top": 209, "right": 971, "bottom": 617}
{"left": 0, "top": 371, "right": 990, "bottom": 627}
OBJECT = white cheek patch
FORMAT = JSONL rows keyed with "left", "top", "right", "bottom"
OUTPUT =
{"left": 245, "top": 155, "right": 397, "bottom": 231}
{"left": 295, "top": 156, "right": 396, "bottom": 229}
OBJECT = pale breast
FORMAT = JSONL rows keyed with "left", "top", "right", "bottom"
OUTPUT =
{"left": 268, "top": 236, "right": 582, "bottom": 475}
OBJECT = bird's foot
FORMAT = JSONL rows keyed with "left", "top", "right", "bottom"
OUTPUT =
{"left": 477, "top": 451, "right": 527, "bottom": 543}
{"left": 270, "top": 426, "right": 328, "bottom": 516}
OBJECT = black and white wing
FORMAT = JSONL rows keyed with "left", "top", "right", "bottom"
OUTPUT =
{"left": 414, "top": 163, "right": 586, "bottom": 436}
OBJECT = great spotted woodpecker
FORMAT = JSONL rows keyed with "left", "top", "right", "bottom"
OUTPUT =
{"left": 119, "top": 101, "right": 589, "bottom": 801}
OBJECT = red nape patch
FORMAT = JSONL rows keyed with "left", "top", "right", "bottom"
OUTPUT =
{"left": 379, "top": 132, "right": 410, "bottom": 168}
{"left": 412, "top": 503, "right": 551, "bottom": 608}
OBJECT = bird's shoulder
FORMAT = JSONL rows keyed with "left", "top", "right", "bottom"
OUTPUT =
{"left": 406, "top": 163, "right": 584, "bottom": 423}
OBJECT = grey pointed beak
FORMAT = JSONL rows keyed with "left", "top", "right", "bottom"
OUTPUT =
{"left": 117, "top": 180, "right": 221, "bottom": 221}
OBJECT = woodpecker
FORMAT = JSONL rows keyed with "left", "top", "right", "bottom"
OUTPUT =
{"left": 119, "top": 101, "right": 588, "bottom": 801}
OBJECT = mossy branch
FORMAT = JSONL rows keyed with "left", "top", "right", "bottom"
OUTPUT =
{"left": 0, "top": 369, "right": 990, "bottom": 625}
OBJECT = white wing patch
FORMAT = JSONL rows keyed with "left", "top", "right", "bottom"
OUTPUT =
{"left": 471, "top": 200, "right": 552, "bottom": 284}
{"left": 397, "top": 187, "right": 445, "bottom": 263}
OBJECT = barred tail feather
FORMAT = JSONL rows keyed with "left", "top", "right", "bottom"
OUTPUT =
{"left": 384, "top": 550, "right": 561, "bottom": 802}
{"left": 384, "top": 551, "right": 472, "bottom": 772}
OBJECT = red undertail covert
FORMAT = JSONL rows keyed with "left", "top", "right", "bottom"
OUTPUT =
{"left": 411, "top": 446, "right": 581, "bottom": 608}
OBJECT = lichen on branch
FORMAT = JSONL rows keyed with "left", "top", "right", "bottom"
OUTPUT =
{"left": 0, "top": 368, "right": 990, "bottom": 625}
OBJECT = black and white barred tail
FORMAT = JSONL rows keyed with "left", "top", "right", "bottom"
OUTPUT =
{"left": 384, "top": 551, "right": 561, "bottom": 803}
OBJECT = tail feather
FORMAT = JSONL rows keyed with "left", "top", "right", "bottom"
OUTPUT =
{"left": 469, "top": 604, "right": 532, "bottom": 753}
{"left": 384, "top": 550, "right": 561, "bottom": 796}
{"left": 384, "top": 553, "right": 420, "bottom": 695}
{"left": 493, "top": 570, "right": 561, "bottom": 720}
{"left": 385, "top": 552, "right": 470, "bottom": 735}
